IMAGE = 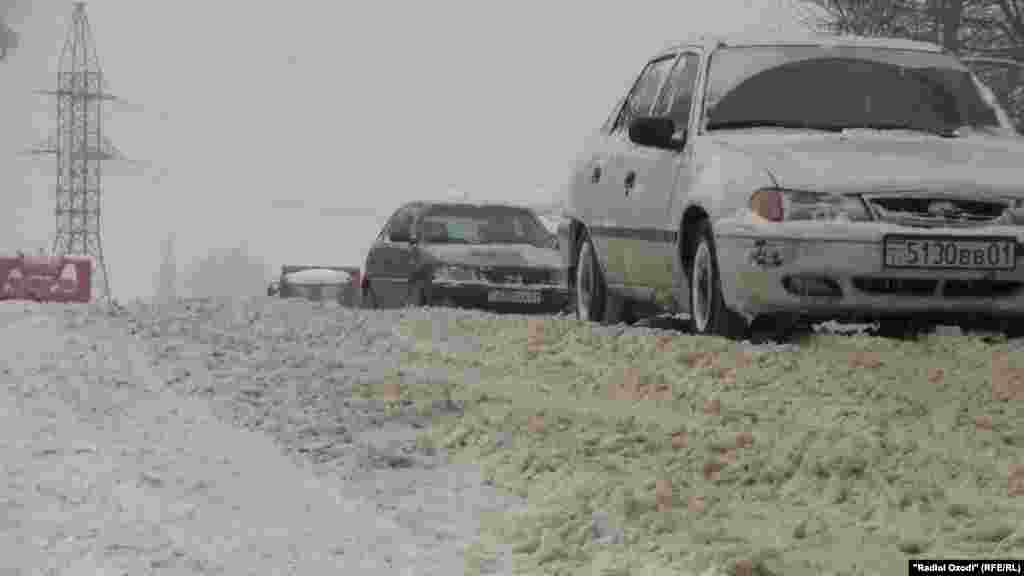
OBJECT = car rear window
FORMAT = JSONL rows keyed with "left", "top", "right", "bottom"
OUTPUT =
{"left": 418, "top": 205, "right": 550, "bottom": 247}
{"left": 433, "top": 217, "right": 484, "bottom": 243}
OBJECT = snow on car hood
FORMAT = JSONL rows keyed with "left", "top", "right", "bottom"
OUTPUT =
{"left": 283, "top": 268, "right": 351, "bottom": 285}
{"left": 712, "top": 131, "right": 1024, "bottom": 198}
{"left": 419, "top": 243, "right": 560, "bottom": 269}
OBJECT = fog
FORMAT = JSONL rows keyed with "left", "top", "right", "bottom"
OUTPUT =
{"left": 1, "top": 0, "right": 818, "bottom": 301}
{"left": 0, "top": 1, "right": 23, "bottom": 61}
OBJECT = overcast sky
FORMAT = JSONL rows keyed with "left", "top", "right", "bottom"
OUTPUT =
{"left": 1, "top": 0, "right": 817, "bottom": 301}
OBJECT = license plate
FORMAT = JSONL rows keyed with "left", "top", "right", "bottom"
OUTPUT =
{"left": 883, "top": 235, "right": 1017, "bottom": 270}
{"left": 487, "top": 290, "right": 542, "bottom": 304}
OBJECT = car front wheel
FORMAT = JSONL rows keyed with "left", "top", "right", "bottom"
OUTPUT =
{"left": 575, "top": 234, "right": 633, "bottom": 324}
{"left": 575, "top": 236, "right": 605, "bottom": 322}
{"left": 688, "top": 220, "right": 749, "bottom": 340}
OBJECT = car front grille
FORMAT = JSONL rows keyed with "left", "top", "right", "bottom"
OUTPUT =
{"left": 864, "top": 195, "right": 1010, "bottom": 228}
{"left": 477, "top": 267, "right": 555, "bottom": 286}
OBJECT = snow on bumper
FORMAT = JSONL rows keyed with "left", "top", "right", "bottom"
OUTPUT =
{"left": 715, "top": 218, "right": 1024, "bottom": 321}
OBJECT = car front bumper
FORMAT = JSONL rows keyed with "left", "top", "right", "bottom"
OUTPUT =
{"left": 715, "top": 218, "right": 1024, "bottom": 322}
{"left": 427, "top": 281, "right": 570, "bottom": 314}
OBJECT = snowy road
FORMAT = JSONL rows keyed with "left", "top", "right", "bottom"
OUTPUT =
{"left": 0, "top": 301, "right": 522, "bottom": 575}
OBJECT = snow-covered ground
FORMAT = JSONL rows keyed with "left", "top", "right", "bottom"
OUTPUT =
{"left": 9, "top": 292, "right": 1018, "bottom": 575}
{"left": 0, "top": 299, "right": 524, "bottom": 575}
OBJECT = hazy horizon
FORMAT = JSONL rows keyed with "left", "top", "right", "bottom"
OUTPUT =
{"left": 2, "top": 0, "right": 819, "bottom": 301}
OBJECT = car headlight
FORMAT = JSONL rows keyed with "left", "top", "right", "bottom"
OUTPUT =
{"left": 749, "top": 188, "right": 871, "bottom": 222}
{"left": 433, "top": 265, "right": 483, "bottom": 283}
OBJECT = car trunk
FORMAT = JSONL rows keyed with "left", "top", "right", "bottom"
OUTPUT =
{"left": 278, "top": 265, "right": 361, "bottom": 306}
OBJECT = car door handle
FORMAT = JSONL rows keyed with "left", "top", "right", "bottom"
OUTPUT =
{"left": 624, "top": 171, "right": 636, "bottom": 195}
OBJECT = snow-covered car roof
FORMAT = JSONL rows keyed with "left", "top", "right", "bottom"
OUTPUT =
{"left": 660, "top": 32, "right": 945, "bottom": 55}
{"left": 283, "top": 268, "right": 351, "bottom": 285}
{"left": 412, "top": 201, "right": 564, "bottom": 234}
{"left": 406, "top": 199, "right": 566, "bottom": 215}
{"left": 412, "top": 200, "right": 538, "bottom": 211}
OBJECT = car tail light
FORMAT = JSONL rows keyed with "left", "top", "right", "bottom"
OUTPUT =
{"left": 750, "top": 188, "right": 784, "bottom": 222}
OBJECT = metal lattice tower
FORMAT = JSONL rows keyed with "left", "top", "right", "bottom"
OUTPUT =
{"left": 29, "top": 2, "right": 123, "bottom": 302}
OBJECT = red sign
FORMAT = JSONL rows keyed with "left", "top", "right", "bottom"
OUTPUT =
{"left": 0, "top": 255, "right": 92, "bottom": 302}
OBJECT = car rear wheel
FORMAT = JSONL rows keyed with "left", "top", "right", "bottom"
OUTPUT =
{"left": 688, "top": 220, "right": 750, "bottom": 340}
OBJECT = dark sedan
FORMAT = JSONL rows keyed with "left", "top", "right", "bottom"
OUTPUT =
{"left": 361, "top": 201, "right": 570, "bottom": 313}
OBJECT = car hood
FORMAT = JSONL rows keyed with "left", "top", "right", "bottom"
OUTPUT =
{"left": 710, "top": 131, "right": 1024, "bottom": 197}
{"left": 419, "top": 243, "right": 560, "bottom": 269}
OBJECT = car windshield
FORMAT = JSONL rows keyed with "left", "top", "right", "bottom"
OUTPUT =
{"left": 703, "top": 45, "right": 1015, "bottom": 136}
{"left": 417, "top": 205, "right": 552, "bottom": 247}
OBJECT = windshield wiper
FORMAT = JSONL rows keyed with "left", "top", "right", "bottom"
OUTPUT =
{"left": 839, "top": 122, "right": 958, "bottom": 138}
{"left": 705, "top": 120, "right": 843, "bottom": 132}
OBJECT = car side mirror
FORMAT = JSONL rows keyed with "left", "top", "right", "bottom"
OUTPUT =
{"left": 628, "top": 116, "right": 684, "bottom": 150}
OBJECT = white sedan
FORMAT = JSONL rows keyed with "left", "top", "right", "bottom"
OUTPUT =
{"left": 559, "top": 32, "right": 1024, "bottom": 339}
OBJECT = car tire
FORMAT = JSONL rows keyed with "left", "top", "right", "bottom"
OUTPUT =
{"left": 575, "top": 233, "right": 632, "bottom": 325}
{"left": 574, "top": 235, "right": 606, "bottom": 322}
{"left": 997, "top": 317, "right": 1024, "bottom": 339}
{"left": 362, "top": 287, "right": 377, "bottom": 309}
{"left": 749, "top": 313, "right": 803, "bottom": 343}
{"left": 603, "top": 290, "right": 633, "bottom": 325}
{"left": 688, "top": 219, "right": 750, "bottom": 340}
{"left": 410, "top": 279, "right": 430, "bottom": 308}
{"left": 874, "top": 316, "right": 921, "bottom": 339}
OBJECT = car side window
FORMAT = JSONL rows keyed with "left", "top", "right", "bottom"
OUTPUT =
{"left": 653, "top": 52, "right": 701, "bottom": 133}
{"left": 611, "top": 55, "right": 678, "bottom": 134}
